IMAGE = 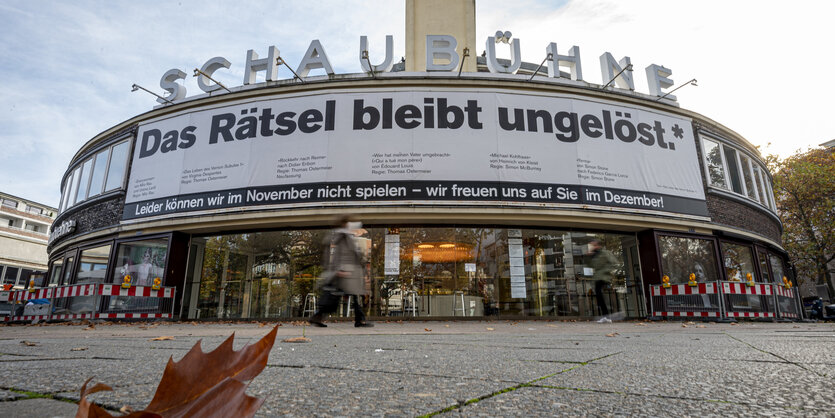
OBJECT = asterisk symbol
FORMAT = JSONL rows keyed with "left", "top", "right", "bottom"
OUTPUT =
{"left": 672, "top": 124, "right": 684, "bottom": 139}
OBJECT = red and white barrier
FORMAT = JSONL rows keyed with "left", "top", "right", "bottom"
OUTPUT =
{"left": 3, "top": 283, "right": 175, "bottom": 323}
{"left": 652, "top": 280, "right": 802, "bottom": 321}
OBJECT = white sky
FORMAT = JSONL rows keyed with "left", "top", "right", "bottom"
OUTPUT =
{"left": 1, "top": 0, "right": 833, "bottom": 207}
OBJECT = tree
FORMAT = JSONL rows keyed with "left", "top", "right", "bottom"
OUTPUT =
{"left": 769, "top": 147, "right": 835, "bottom": 297}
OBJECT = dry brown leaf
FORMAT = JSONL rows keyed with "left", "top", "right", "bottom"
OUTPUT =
{"left": 83, "top": 325, "right": 95, "bottom": 331}
{"left": 281, "top": 337, "right": 311, "bottom": 343}
{"left": 681, "top": 324, "right": 688, "bottom": 328}
{"left": 635, "top": 322, "right": 646, "bottom": 326}
{"left": 730, "top": 322, "right": 739, "bottom": 326}
{"left": 685, "top": 321, "right": 696, "bottom": 325}
{"left": 119, "top": 405, "right": 135, "bottom": 414}
{"left": 605, "top": 333, "right": 618, "bottom": 337}
{"left": 424, "top": 328, "right": 432, "bottom": 332}
{"left": 150, "top": 336, "right": 174, "bottom": 341}
{"left": 77, "top": 326, "right": 278, "bottom": 418}
{"left": 71, "top": 347, "right": 89, "bottom": 352}
{"left": 546, "top": 324, "right": 559, "bottom": 328}
{"left": 697, "top": 325, "right": 706, "bottom": 328}
{"left": 20, "top": 340, "right": 39, "bottom": 347}
{"left": 486, "top": 327, "right": 495, "bottom": 331}
{"left": 444, "top": 324, "right": 450, "bottom": 328}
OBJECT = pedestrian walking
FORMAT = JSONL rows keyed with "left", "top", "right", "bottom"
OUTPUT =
{"left": 308, "top": 215, "right": 373, "bottom": 327}
{"left": 588, "top": 239, "right": 617, "bottom": 322}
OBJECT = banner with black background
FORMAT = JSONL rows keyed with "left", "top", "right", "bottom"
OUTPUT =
{"left": 124, "top": 88, "right": 708, "bottom": 220}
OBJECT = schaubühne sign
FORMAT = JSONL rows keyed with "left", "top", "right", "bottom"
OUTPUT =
{"left": 124, "top": 87, "right": 707, "bottom": 220}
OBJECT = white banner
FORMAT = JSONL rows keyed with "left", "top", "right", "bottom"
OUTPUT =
{"left": 124, "top": 87, "right": 706, "bottom": 220}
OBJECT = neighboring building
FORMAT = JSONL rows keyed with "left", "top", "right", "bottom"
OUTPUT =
{"left": 46, "top": 1, "right": 788, "bottom": 320}
{"left": 0, "top": 192, "right": 56, "bottom": 289}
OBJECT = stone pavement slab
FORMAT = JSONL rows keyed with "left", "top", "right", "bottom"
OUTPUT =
{"left": 0, "top": 320, "right": 833, "bottom": 417}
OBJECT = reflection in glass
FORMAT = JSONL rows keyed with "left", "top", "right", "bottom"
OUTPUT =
{"left": 740, "top": 155, "right": 759, "bottom": 202}
{"left": 703, "top": 139, "right": 727, "bottom": 189}
{"left": 658, "top": 236, "right": 719, "bottom": 283}
{"left": 68, "top": 245, "right": 112, "bottom": 313}
{"left": 186, "top": 227, "right": 639, "bottom": 319}
{"left": 721, "top": 242, "right": 756, "bottom": 281}
{"left": 88, "top": 149, "right": 110, "bottom": 198}
{"left": 105, "top": 141, "right": 129, "bottom": 191}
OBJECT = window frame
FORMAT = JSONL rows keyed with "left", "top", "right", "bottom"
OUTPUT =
{"left": 699, "top": 133, "right": 776, "bottom": 213}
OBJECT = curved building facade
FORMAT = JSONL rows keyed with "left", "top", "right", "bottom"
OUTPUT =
{"left": 46, "top": 4, "right": 787, "bottom": 321}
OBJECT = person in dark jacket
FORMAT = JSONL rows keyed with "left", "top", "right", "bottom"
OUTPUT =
{"left": 308, "top": 216, "right": 373, "bottom": 327}
{"left": 588, "top": 239, "right": 617, "bottom": 321}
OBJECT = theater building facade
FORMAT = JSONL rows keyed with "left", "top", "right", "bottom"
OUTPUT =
{"left": 45, "top": 4, "right": 788, "bottom": 321}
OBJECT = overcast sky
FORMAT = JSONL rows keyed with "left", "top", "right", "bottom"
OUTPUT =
{"left": 1, "top": 0, "right": 833, "bottom": 207}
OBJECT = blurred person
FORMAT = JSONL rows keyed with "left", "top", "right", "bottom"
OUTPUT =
{"left": 588, "top": 239, "right": 617, "bottom": 322}
{"left": 308, "top": 215, "right": 373, "bottom": 327}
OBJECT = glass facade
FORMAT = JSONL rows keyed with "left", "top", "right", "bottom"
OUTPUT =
{"left": 185, "top": 227, "right": 642, "bottom": 319}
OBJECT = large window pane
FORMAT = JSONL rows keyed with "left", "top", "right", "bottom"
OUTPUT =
{"left": 762, "top": 169, "right": 775, "bottom": 210}
{"left": 108, "top": 238, "right": 169, "bottom": 312}
{"left": 111, "top": 239, "right": 168, "bottom": 286}
{"left": 702, "top": 138, "right": 727, "bottom": 189}
{"left": 658, "top": 235, "right": 719, "bottom": 283}
{"left": 104, "top": 141, "right": 129, "bottom": 191}
{"left": 88, "top": 148, "right": 110, "bottom": 198}
{"left": 721, "top": 242, "right": 757, "bottom": 281}
{"left": 739, "top": 154, "right": 759, "bottom": 202}
{"left": 49, "top": 259, "right": 64, "bottom": 286}
{"left": 68, "top": 244, "right": 112, "bottom": 313}
{"left": 59, "top": 178, "right": 71, "bottom": 213}
{"left": 768, "top": 254, "right": 786, "bottom": 283}
{"left": 75, "top": 159, "right": 93, "bottom": 203}
{"left": 67, "top": 167, "right": 81, "bottom": 208}
{"left": 723, "top": 145, "right": 743, "bottom": 194}
{"left": 753, "top": 165, "right": 767, "bottom": 208}
{"left": 3, "top": 266, "right": 19, "bottom": 285}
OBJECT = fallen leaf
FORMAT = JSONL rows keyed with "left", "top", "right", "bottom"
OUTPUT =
{"left": 76, "top": 377, "right": 114, "bottom": 418}
{"left": 546, "top": 324, "right": 559, "bottom": 328}
{"left": 424, "top": 328, "right": 432, "bottom": 332}
{"left": 444, "top": 324, "right": 450, "bottom": 328}
{"left": 281, "top": 337, "right": 311, "bottom": 343}
{"left": 258, "top": 322, "right": 267, "bottom": 328}
{"left": 681, "top": 324, "right": 688, "bottom": 328}
{"left": 486, "top": 327, "right": 495, "bottom": 331}
{"left": 635, "top": 322, "right": 646, "bottom": 326}
{"left": 697, "top": 325, "right": 706, "bottom": 328}
{"left": 83, "top": 325, "right": 95, "bottom": 331}
{"left": 119, "top": 405, "right": 135, "bottom": 414}
{"left": 150, "top": 336, "right": 174, "bottom": 341}
{"left": 730, "top": 322, "right": 739, "bottom": 326}
{"left": 20, "top": 340, "right": 38, "bottom": 347}
{"left": 685, "top": 321, "right": 696, "bottom": 325}
{"left": 78, "top": 326, "right": 278, "bottom": 418}
{"left": 71, "top": 347, "right": 89, "bottom": 352}
{"left": 605, "top": 333, "right": 618, "bottom": 337}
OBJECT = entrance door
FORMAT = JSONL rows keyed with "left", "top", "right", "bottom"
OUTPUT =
{"left": 622, "top": 237, "right": 645, "bottom": 317}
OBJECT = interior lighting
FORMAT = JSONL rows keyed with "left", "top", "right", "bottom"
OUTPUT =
{"left": 418, "top": 244, "right": 435, "bottom": 249}
{"left": 439, "top": 243, "right": 456, "bottom": 248}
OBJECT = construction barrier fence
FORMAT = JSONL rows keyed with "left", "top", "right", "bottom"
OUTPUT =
{"left": 1, "top": 283, "right": 175, "bottom": 322}
{"left": 651, "top": 281, "right": 802, "bottom": 321}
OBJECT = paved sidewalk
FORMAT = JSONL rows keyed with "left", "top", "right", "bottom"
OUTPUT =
{"left": 0, "top": 320, "right": 833, "bottom": 416}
